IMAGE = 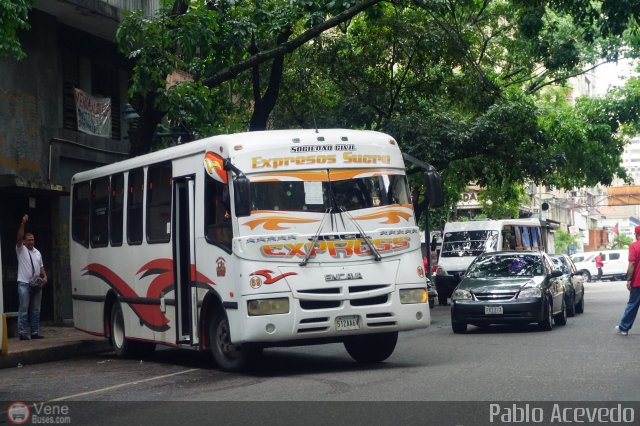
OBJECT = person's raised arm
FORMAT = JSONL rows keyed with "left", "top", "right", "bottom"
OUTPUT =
{"left": 16, "top": 214, "right": 28, "bottom": 248}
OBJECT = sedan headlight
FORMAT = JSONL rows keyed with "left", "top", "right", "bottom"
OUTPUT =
{"left": 518, "top": 287, "right": 542, "bottom": 299}
{"left": 452, "top": 289, "right": 472, "bottom": 300}
{"left": 400, "top": 288, "right": 427, "bottom": 304}
{"left": 247, "top": 298, "right": 289, "bottom": 316}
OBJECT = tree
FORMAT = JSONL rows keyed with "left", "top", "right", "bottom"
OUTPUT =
{"left": 271, "top": 0, "right": 640, "bottom": 217}
{"left": 554, "top": 229, "right": 581, "bottom": 254}
{"left": 611, "top": 233, "right": 633, "bottom": 249}
{"left": 0, "top": 0, "right": 31, "bottom": 60}
{"left": 116, "top": 0, "right": 384, "bottom": 154}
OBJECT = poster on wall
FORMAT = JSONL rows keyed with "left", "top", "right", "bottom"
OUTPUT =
{"left": 74, "top": 88, "right": 111, "bottom": 138}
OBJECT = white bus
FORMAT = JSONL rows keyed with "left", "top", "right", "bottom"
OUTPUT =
{"left": 70, "top": 129, "right": 437, "bottom": 370}
{"left": 434, "top": 219, "right": 545, "bottom": 305}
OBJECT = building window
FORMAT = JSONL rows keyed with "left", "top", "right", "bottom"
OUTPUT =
{"left": 127, "top": 168, "right": 144, "bottom": 245}
{"left": 146, "top": 163, "right": 172, "bottom": 243}
{"left": 62, "top": 50, "right": 121, "bottom": 140}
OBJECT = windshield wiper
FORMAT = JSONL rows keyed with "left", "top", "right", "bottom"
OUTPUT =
{"left": 300, "top": 207, "right": 332, "bottom": 267}
{"left": 338, "top": 207, "right": 382, "bottom": 261}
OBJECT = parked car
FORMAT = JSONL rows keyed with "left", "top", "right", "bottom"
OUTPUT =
{"left": 435, "top": 219, "right": 546, "bottom": 306}
{"left": 450, "top": 251, "right": 566, "bottom": 333}
{"left": 571, "top": 250, "right": 628, "bottom": 281}
{"left": 550, "top": 254, "right": 585, "bottom": 316}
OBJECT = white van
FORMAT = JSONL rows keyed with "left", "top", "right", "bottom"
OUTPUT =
{"left": 434, "top": 219, "right": 545, "bottom": 305}
{"left": 571, "top": 250, "right": 628, "bottom": 281}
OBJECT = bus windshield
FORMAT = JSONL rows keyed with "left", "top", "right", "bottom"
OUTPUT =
{"left": 250, "top": 172, "right": 410, "bottom": 213}
{"left": 441, "top": 230, "right": 499, "bottom": 257}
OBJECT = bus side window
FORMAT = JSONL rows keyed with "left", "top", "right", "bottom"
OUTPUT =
{"left": 127, "top": 168, "right": 144, "bottom": 245}
{"left": 90, "top": 177, "right": 110, "bottom": 248}
{"left": 110, "top": 173, "right": 124, "bottom": 246}
{"left": 205, "top": 174, "right": 232, "bottom": 252}
{"left": 72, "top": 182, "right": 90, "bottom": 248}
{"left": 147, "top": 163, "right": 172, "bottom": 244}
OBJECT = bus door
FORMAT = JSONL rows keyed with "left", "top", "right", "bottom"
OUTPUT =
{"left": 173, "top": 175, "right": 198, "bottom": 345}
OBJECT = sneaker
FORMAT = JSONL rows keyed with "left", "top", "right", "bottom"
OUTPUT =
{"left": 30, "top": 334, "right": 44, "bottom": 339}
{"left": 615, "top": 326, "right": 628, "bottom": 336}
{"left": 19, "top": 335, "right": 29, "bottom": 341}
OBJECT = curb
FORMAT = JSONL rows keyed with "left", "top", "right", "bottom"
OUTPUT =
{"left": 0, "top": 340, "right": 113, "bottom": 369}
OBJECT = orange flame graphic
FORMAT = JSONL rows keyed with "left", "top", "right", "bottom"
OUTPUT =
{"left": 243, "top": 216, "right": 320, "bottom": 230}
{"left": 352, "top": 209, "right": 412, "bottom": 224}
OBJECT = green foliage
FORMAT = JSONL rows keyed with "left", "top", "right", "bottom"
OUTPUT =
{"left": 272, "top": 0, "right": 640, "bottom": 209}
{"left": 554, "top": 229, "right": 581, "bottom": 254}
{"left": 0, "top": 0, "right": 31, "bottom": 60}
{"left": 611, "top": 233, "right": 633, "bottom": 249}
{"left": 112, "top": 0, "right": 640, "bottom": 204}
{"left": 477, "top": 182, "right": 527, "bottom": 219}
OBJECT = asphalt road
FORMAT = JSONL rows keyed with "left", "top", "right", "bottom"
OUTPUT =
{"left": 1, "top": 281, "right": 637, "bottom": 405}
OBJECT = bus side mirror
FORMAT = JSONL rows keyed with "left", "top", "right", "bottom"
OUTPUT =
{"left": 424, "top": 170, "right": 444, "bottom": 208}
{"left": 234, "top": 175, "right": 252, "bottom": 217}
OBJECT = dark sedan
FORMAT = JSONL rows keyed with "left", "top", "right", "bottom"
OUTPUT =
{"left": 550, "top": 254, "right": 585, "bottom": 317}
{"left": 451, "top": 251, "right": 566, "bottom": 333}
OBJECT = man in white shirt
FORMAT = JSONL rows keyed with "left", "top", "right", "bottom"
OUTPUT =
{"left": 16, "top": 214, "right": 48, "bottom": 340}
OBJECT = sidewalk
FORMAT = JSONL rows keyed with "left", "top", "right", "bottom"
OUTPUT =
{"left": 1, "top": 324, "right": 113, "bottom": 369}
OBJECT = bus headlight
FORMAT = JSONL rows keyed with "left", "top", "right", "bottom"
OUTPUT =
{"left": 247, "top": 298, "right": 290, "bottom": 316}
{"left": 400, "top": 288, "right": 427, "bottom": 304}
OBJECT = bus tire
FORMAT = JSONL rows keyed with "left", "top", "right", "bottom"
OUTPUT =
{"left": 110, "top": 302, "right": 134, "bottom": 358}
{"left": 209, "top": 309, "right": 260, "bottom": 372}
{"left": 343, "top": 331, "right": 398, "bottom": 363}
{"left": 110, "top": 302, "right": 155, "bottom": 359}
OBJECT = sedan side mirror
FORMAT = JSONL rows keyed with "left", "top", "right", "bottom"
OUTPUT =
{"left": 549, "top": 270, "right": 563, "bottom": 278}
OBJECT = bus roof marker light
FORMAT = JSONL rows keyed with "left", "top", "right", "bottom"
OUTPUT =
{"left": 389, "top": 139, "right": 396, "bottom": 145}
{"left": 317, "top": 136, "right": 325, "bottom": 141}
{"left": 341, "top": 136, "right": 348, "bottom": 141}
{"left": 292, "top": 138, "right": 300, "bottom": 143}
{"left": 234, "top": 145, "right": 243, "bottom": 151}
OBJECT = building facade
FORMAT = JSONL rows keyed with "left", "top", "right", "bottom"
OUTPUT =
{"left": 0, "top": 0, "right": 159, "bottom": 323}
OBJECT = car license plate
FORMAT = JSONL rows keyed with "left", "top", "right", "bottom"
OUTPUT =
{"left": 485, "top": 306, "right": 503, "bottom": 315}
{"left": 336, "top": 315, "right": 360, "bottom": 331}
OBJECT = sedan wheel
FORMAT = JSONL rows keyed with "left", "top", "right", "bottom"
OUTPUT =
{"left": 566, "top": 293, "right": 576, "bottom": 317}
{"left": 538, "top": 301, "right": 553, "bottom": 331}
{"left": 575, "top": 294, "right": 585, "bottom": 314}
{"left": 554, "top": 298, "right": 567, "bottom": 326}
{"left": 452, "top": 320, "right": 467, "bottom": 334}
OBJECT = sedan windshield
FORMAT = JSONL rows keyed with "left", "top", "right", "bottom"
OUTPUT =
{"left": 250, "top": 172, "right": 410, "bottom": 212}
{"left": 467, "top": 254, "right": 543, "bottom": 278}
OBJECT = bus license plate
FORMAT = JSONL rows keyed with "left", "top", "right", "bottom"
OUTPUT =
{"left": 336, "top": 315, "right": 360, "bottom": 331}
{"left": 485, "top": 306, "right": 503, "bottom": 315}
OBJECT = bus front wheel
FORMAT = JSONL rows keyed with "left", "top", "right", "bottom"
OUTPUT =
{"left": 209, "top": 309, "right": 261, "bottom": 372}
{"left": 343, "top": 331, "right": 398, "bottom": 363}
